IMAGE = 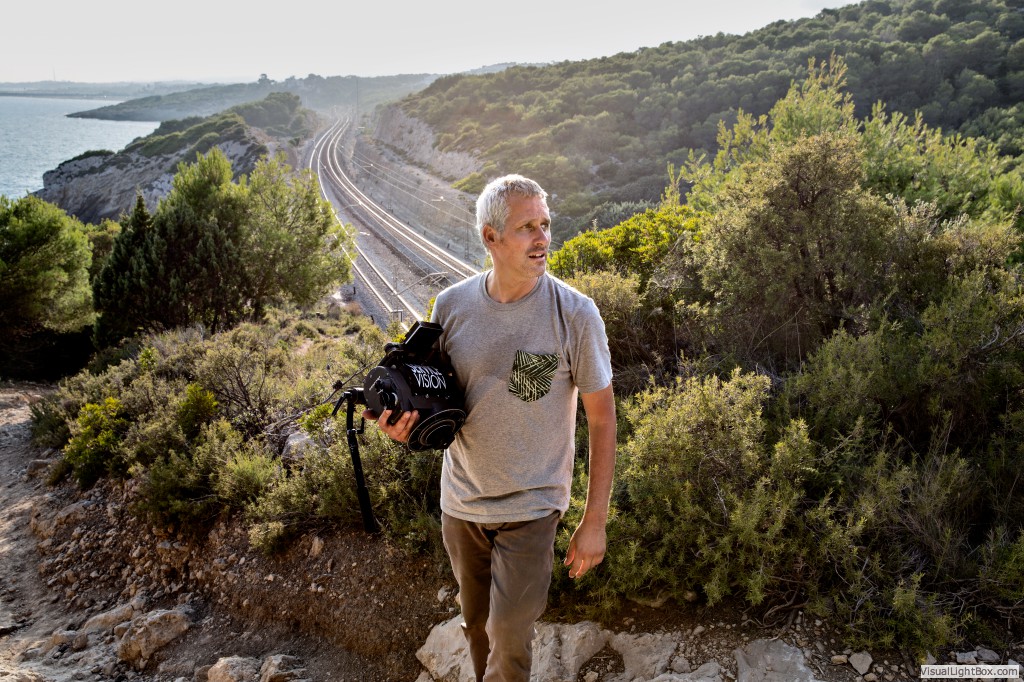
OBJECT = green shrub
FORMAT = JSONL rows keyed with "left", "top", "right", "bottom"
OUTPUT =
{"left": 215, "top": 443, "right": 279, "bottom": 508}
{"left": 297, "top": 403, "right": 334, "bottom": 443}
{"left": 249, "top": 520, "right": 288, "bottom": 555}
{"left": 364, "top": 428, "right": 443, "bottom": 554}
{"left": 244, "top": 437, "right": 361, "bottom": 548}
{"left": 132, "top": 419, "right": 235, "bottom": 530}
{"left": 63, "top": 397, "right": 129, "bottom": 486}
{"left": 979, "top": 528, "right": 1024, "bottom": 605}
{"left": 134, "top": 451, "right": 218, "bottom": 530}
{"left": 452, "top": 172, "right": 486, "bottom": 194}
{"left": 115, "top": 373, "right": 188, "bottom": 468}
{"left": 30, "top": 399, "right": 71, "bottom": 449}
{"left": 196, "top": 323, "right": 286, "bottom": 436}
{"left": 567, "top": 270, "right": 671, "bottom": 392}
{"left": 177, "top": 383, "right": 219, "bottom": 441}
{"left": 601, "top": 370, "right": 831, "bottom": 606}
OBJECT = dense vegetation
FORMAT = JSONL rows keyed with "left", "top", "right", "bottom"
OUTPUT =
{"left": 400, "top": 0, "right": 1024, "bottom": 237}
{"left": 0, "top": 147, "right": 354, "bottom": 374}
{"left": 124, "top": 92, "right": 317, "bottom": 158}
{"left": 547, "top": 60, "right": 1024, "bottom": 652}
{"left": 93, "top": 149, "right": 354, "bottom": 344}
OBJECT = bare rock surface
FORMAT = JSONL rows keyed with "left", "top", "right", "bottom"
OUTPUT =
{"left": 733, "top": 639, "right": 821, "bottom": 682}
{"left": 206, "top": 655, "right": 260, "bottom": 682}
{"left": 416, "top": 618, "right": 829, "bottom": 682}
{"left": 116, "top": 608, "right": 192, "bottom": 666}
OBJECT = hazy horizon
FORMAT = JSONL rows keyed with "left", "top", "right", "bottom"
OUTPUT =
{"left": 3, "top": 0, "right": 857, "bottom": 84}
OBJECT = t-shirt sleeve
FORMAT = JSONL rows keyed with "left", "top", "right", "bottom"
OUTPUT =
{"left": 429, "top": 290, "right": 450, "bottom": 355}
{"left": 570, "top": 299, "right": 613, "bottom": 394}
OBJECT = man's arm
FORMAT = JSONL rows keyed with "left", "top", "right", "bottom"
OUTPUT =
{"left": 564, "top": 383, "right": 616, "bottom": 579}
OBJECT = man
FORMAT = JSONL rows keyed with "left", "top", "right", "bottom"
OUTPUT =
{"left": 369, "top": 174, "right": 615, "bottom": 681}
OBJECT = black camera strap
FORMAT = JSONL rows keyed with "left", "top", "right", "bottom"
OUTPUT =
{"left": 332, "top": 388, "right": 379, "bottom": 534}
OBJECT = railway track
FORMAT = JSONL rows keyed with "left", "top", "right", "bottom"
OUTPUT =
{"left": 309, "top": 118, "right": 479, "bottom": 325}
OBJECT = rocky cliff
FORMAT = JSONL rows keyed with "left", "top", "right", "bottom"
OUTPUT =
{"left": 33, "top": 136, "right": 274, "bottom": 226}
{"left": 372, "top": 105, "right": 481, "bottom": 182}
{"left": 33, "top": 93, "right": 316, "bottom": 225}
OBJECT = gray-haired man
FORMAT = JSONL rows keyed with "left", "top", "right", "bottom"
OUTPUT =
{"left": 370, "top": 174, "right": 616, "bottom": 681}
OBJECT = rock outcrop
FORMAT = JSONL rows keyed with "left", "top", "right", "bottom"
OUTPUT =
{"left": 372, "top": 105, "right": 482, "bottom": 182}
{"left": 115, "top": 607, "right": 192, "bottom": 667}
{"left": 33, "top": 136, "right": 271, "bottom": 225}
{"left": 414, "top": 616, "right": 826, "bottom": 682}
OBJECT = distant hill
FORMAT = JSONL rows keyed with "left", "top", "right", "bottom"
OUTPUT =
{"left": 67, "top": 73, "right": 440, "bottom": 122}
{"left": 0, "top": 80, "right": 217, "bottom": 101}
{"left": 389, "top": 0, "right": 1024, "bottom": 230}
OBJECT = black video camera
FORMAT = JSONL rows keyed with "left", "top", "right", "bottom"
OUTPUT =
{"left": 363, "top": 320, "right": 466, "bottom": 452}
{"left": 330, "top": 320, "right": 465, "bottom": 532}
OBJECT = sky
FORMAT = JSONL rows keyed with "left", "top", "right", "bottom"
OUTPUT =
{"left": 1, "top": 0, "right": 859, "bottom": 84}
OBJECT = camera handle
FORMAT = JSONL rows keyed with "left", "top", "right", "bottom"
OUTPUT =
{"left": 332, "top": 388, "right": 379, "bottom": 534}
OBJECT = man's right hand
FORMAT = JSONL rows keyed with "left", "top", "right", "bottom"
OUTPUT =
{"left": 362, "top": 409, "right": 420, "bottom": 444}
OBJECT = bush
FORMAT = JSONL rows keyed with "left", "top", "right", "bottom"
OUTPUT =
{"left": 133, "top": 419, "right": 236, "bottom": 530}
{"left": 63, "top": 397, "right": 128, "bottom": 486}
{"left": 177, "top": 383, "right": 219, "bottom": 441}
{"left": 215, "top": 443, "right": 279, "bottom": 508}
{"left": 598, "top": 370, "right": 836, "bottom": 606}
{"left": 196, "top": 323, "right": 287, "bottom": 436}
{"left": 244, "top": 440, "right": 361, "bottom": 548}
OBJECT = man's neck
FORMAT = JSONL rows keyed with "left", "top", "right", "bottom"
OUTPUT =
{"left": 486, "top": 271, "right": 542, "bottom": 303}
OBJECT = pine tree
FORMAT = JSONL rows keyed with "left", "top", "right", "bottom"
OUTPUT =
{"left": 0, "top": 195, "right": 94, "bottom": 344}
{"left": 93, "top": 149, "right": 353, "bottom": 345}
{"left": 94, "top": 193, "right": 158, "bottom": 344}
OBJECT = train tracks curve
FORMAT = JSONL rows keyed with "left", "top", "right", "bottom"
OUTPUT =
{"left": 308, "top": 118, "right": 479, "bottom": 326}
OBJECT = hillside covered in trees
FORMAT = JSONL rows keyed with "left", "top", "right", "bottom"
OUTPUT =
{"left": 396, "top": 0, "right": 1024, "bottom": 237}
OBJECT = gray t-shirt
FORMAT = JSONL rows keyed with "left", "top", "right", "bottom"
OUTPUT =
{"left": 430, "top": 272, "right": 612, "bottom": 523}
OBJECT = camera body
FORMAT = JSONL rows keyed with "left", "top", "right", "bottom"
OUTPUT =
{"left": 364, "top": 320, "right": 466, "bottom": 451}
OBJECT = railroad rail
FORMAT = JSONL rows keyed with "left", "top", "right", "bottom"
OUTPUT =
{"left": 308, "top": 118, "right": 479, "bottom": 325}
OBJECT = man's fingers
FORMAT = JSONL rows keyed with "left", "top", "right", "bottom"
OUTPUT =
{"left": 376, "top": 409, "right": 419, "bottom": 443}
{"left": 568, "top": 552, "right": 605, "bottom": 579}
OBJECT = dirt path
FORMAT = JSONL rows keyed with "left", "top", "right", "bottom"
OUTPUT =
{"left": 0, "top": 383, "right": 80, "bottom": 681}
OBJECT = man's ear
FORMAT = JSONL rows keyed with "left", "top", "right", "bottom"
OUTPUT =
{"left": 482, "top": 224, "right": 498, "bottom": 245}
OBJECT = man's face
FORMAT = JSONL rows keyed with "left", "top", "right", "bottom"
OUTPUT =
{"left": 486, "top": 193, "right": 551, "bottom": 282}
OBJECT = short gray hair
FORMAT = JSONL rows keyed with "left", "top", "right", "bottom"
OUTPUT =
{"left": 476, "top": 174, "right": 548, "bottom": 247}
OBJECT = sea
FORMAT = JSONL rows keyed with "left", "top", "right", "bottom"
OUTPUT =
{"left": 0, "top": 95, "right": 159, "bottom": 200}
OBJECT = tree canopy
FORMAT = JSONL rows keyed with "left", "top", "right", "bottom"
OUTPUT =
{"left": 0, "top": 196, "right": 94, "bottom": 342}
{"left": 398, "top": 0, "right": 1024, "bottom": 232}
{"left": 94, "top": 149, "right": 354, "bottom": 342}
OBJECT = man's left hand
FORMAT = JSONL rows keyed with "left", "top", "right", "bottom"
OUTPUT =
{"left": 564, "top": 517, "right": 607, "bottom": 579}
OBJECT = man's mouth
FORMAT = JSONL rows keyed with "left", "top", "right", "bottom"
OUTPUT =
{"left": 529, "top": 252, "right": 547, "bottom": 260}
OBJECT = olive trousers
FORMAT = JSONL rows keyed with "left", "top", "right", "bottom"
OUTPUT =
{"left": 441, "top": 510, "right": 560, "bottom": 682}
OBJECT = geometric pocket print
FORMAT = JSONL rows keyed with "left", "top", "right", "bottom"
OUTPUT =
{"left": 508, "top": 350, "right": 559, "bottom": 402}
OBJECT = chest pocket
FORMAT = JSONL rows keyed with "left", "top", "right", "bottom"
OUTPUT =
{"left": 508, "top": 350, "right": 559, "bottom": 402}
